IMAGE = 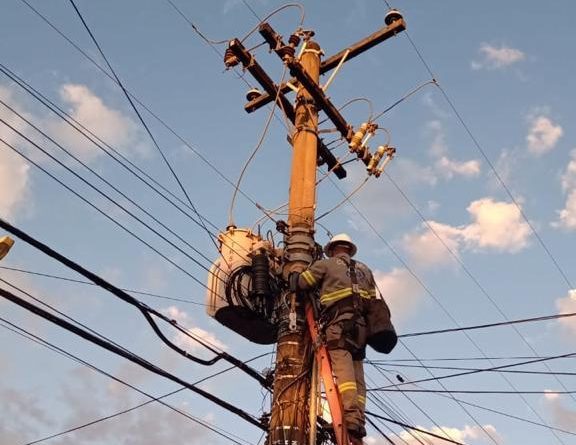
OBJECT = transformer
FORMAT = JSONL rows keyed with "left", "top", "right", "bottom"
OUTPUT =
{"left": 206, "top": 227, "right": 279, "bottom": 344}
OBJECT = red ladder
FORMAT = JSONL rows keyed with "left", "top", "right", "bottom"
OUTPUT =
{"left": 306, "top": 303, "right": 350, "bottom": 445}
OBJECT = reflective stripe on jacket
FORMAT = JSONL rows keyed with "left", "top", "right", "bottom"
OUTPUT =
{"left": 298, "top": 252, "right": 376, "bottom": 308}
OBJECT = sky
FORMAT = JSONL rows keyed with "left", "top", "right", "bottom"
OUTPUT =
{"left": 0, "top": 0, "right": 575, "bottom": 444}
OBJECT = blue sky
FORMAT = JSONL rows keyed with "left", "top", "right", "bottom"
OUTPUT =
{"left": 0, "top": 1, "right": 575, "bottom": 444}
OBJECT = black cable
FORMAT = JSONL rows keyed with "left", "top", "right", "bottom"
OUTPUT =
{"left": 400, "top": 311, "right": 576, "bottom": 338}
{"left": 0, "top": 217, "right": 268, "bottom": 387}
{"left": 366, "top": 411, "right": 468, "bottom": 445}
{"left": 0, "top": 316, "right": 261, "bottom": 445}
{"left": 378, "top": 389, "right": 576, "bottom": 395}
{"left": 374, "top": 361, "right": 576, "bottom": 377}
{"left": 365, "top": 416, "right": 396, "bottom": 445}
{"left": 372, "top": 351, "right": 576, "bottom": 390}
{"left": 66, "top": 0, "right": 220, "bottom": 256}
{"left": 374, "top": 356, "right": 576, "bottom": 363}
{"left": 0, "top": 265, "right": 205, "bottom": 306}
{"left": 0, "top": 285, "right": 265, "bottom": 430}
{"left": 0, "top": 100, "right": 219, "bottom": 272}
{"left": 17, "top": 0, "right": 276, "bottom": 228}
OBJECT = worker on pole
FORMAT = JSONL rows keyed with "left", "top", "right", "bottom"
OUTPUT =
{"left": 291, "top": 233, "right": 396, "bottom": 444}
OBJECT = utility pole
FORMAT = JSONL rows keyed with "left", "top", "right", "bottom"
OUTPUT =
{"left": 223, "top": 10, "right": 406, "bottom": 445}
{"left": 269, "top": 37, "right": 321, "bottom": 445}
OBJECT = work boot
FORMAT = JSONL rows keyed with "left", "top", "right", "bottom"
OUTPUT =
{"left": 348, "top": 426, "right": 365, "bottom": 445}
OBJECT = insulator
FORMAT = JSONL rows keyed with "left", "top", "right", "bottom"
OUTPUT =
{"left": 252, "top": 252, "right": 270, "bottom": 298}
{"left": 278, "top": 45, "right": 296, "bottom": 59}
{"left": 367, "top": 145, "right": 387, "bottom": 175}
{"left": 384, "top": 9, "right": 403, "bottom": 26}
{"left": 224, "top": 48, "right": 239, "bottom": 68}
{"left": 349, "top": 123, "right": 369, "bottom": 153}
{"left": 246, "top": 88, "right": 262, "bottom": 102}
{"left": 288, "top": 33, "right": 301, "bottom": 47}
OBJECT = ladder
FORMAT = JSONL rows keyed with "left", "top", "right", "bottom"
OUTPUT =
{"left": 305, "top": 303, "right": 350, "bottom": 445}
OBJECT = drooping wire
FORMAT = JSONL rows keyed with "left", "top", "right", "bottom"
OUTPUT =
{"left": 0, "top": 316, "right": 266, "bottom": 445}
{"left": 0, "top": 285, "right": 266, "bottom": 430}
{"left": 228, "top": 66, "right": 288, "bottom": 226}
{"left": 0, "top": 217, "right": 269, "bottom": 387}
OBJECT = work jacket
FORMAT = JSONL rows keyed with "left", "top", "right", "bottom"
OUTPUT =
{"left": 298, "top": 252, "right": 377, "bottom": 310}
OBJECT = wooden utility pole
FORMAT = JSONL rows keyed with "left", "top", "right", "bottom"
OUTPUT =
{"left": 269, "top": 39, "right": 321, "bottom": 445}
{"left": 224, "top": 12, "right": 406, "bottom": 445}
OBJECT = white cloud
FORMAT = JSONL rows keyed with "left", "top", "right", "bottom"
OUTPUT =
{"left": 367, "top": 423, "right": 502, "bottom": 445}
{"left": 425, "top": 120, "right": 481, "bottom": 180}
{"left": 461, "top": 198, "right": 530, "bottom": 252}
{"left": 0, "top": 86, "right": 32, "bottom": 219}
{"left": 403, "top": 221, "right": 461, "bottom": 269}
{"left": 472, "top": 43, "right": 525, "bottom": 70}
{"left": 163, "top": 306, "right": 227, "bottom": 351}
{"left": 373, "top": 268, "right": 422, "bottom": 322}
{"left": 554, "top": 151, "right": 576, "bottom": 230}
{"left": 404, "top": 198, "right": 531, "bottom": 268}
{"left": 526, "top": 115, "right": 563, "bottom": 156}
{"left": 544, "top": 393, "right": 576, "bottom": 431}
{"left": 47, "top": 84, "right": 149, "bottom": 162}
{"left": 435, "top": 156, "right": 481, "bottom": 179}
{"left": 555, "top": 289, "right": 576, "bottom": 335}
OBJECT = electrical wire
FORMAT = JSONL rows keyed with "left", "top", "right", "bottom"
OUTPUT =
{"left": 371, "top": 80, "right": 436, "bottom": 122}
{"left": 239, "top": 3, "right": 306, "bottom": 43}
{"left": 372, "top": 351, "right": 576, "bottom": 390}
{"left": 373, "top": 361, "right": 576, "bottom": 377}
{"left": 399, "top": 310, "right": 576, "bottom": 338}
{"left": 0, "top": 285, "right": 266, "bottom": 430}
{"left": 315, "top": 177, "right": 370, "bottom": 221}
{"left": 17, "top": 0, "right": 278, "bottom": 229}
{"left": 0, "top": 217, "right": 269, "bottom": 387}
{"left": 67, "top": 0, "right": 218, "bottom": 255}
{"left": 378, "top": 389, "right": 576, "bottom": 395}
{"left": 0, "top": 265, "right": 206, "bottom": 306}
{"left": 0, "top": 316, "right": 266, "bottom": 445}
{"left": 366, "top": 411, "right": 468, "bottom": 445}
{"left": 229, "top": 66, "right": 288, "bottom": 226}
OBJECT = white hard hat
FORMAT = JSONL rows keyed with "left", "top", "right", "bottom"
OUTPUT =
{"left": 324, "top": 233, "right": 357, "bottom": 257}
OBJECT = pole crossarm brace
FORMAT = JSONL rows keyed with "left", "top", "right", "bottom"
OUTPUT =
{"left": 246, "top": 19, "right": 406, "bottom": 113}
{"left": 228, "top": 38, "right": 346, "bottom": 179}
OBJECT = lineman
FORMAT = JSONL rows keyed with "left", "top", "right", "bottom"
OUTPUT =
{"left": 291, "top": 233, "right": 376, "bottom": 443}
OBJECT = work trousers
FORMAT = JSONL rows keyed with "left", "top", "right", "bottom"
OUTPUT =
{"left": 325, "top": 314, "right": 367, "bottom": 435}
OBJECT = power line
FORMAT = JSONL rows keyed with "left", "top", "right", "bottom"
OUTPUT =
{"left": 399, "top": 311, "right": 576, "bottom": 338}
{"left": 0, "top": 265, "right": 206, "bottom": 306}
{"left": 0, "top": 217, "right": 269, "bottom": 386}
{"left": 372, "top": 351, "right": 576, "bottom": 390}
{"left": 366, "top": 411, "right": 468, "bottom": 445}
{"left": 372, "top": 361, "right": 576, "bottom": 377}
{"left": 0, "top": 316, "right": 262, "bottom": 445}
{"left": 0, "top": 284, "right": 266, "bottom": 430}
{"left": 378, "top": 389, "right": 576, "bottom": 395}
{"left": 66, "top": 0, "right": 219, "bottom": 254}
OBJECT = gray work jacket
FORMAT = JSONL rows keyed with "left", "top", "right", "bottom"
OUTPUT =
{"left": 298, "top": 252, "right": 377, "bottom": 309}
